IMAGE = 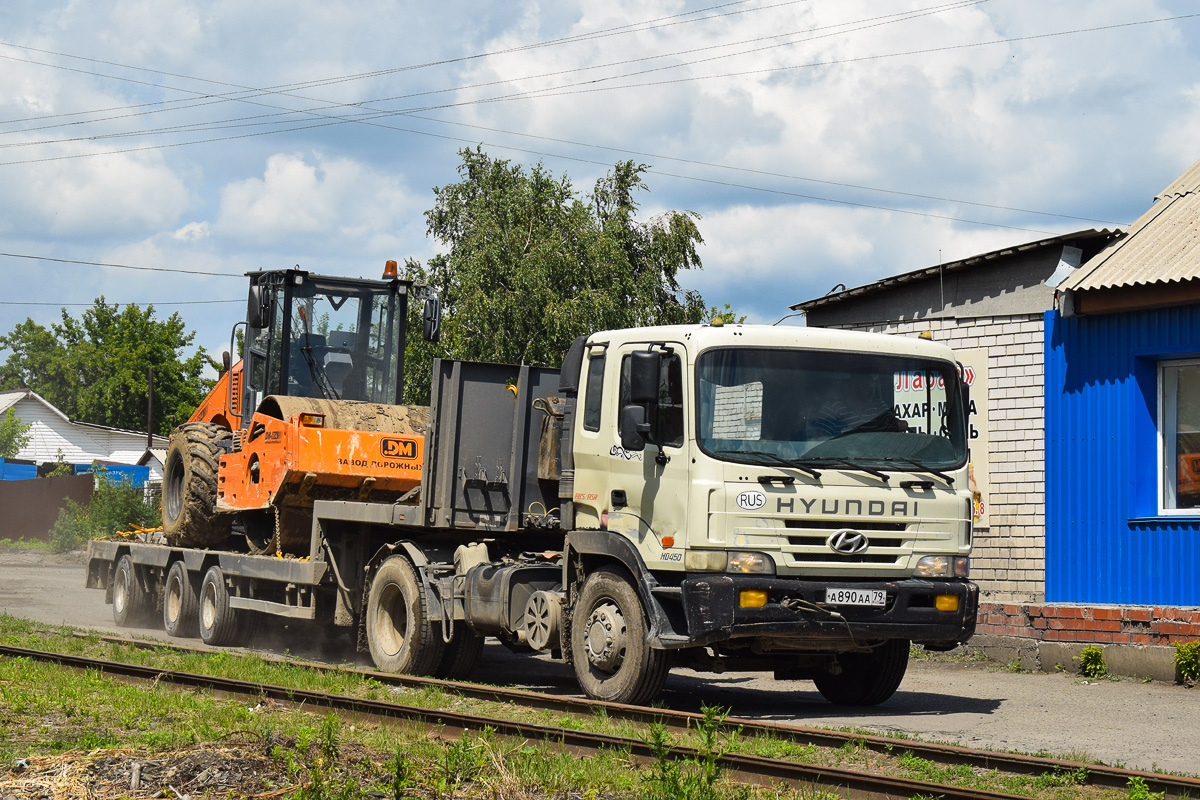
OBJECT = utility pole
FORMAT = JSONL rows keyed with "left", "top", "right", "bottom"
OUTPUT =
{"left": 147, "top": 368, "right": 154, "bottom": 449}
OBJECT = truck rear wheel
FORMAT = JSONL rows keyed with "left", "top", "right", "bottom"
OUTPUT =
{"left": 163, "top": 560, "right": 198, "bottom": 638}
{"left": 163, "top": 422, "right": 232, "bottom": 548}
{"left": 813, "top": 639, "right": 910, "bottom": 706}
{"left": 112, "top": 555, "right": 153, "bottom": 627}
{"left": 435, "top": 625, "right": 485, "bottom": 680}
{"left": 570, "top": 566, "right": 669, "bottom": 705}
{"left": 366, "top": 556, "right": 445, "bottom": 676}
{"left": 199, "top": 565, "right": 242, "bottom": 647}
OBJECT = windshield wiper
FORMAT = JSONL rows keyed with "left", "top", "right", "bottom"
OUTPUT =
{"left": 796, "top": 456, "right": 889, "bottom": 482}
{"left": 715, "top": 450, "right": 822, "bottom": 480}
{"left": 872, "top": 456, "right": 955, "bottom": 485}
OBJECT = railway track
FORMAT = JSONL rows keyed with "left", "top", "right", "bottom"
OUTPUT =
{"left": 84, "top": 634, "right": 1200, "bottom": 799}
{"left": 5, "top": 641, "right": 1197, "bottom": 799}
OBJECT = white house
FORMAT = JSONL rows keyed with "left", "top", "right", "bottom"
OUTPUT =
{"left": 0, "top": 389, "right": 167, "bottom": 466}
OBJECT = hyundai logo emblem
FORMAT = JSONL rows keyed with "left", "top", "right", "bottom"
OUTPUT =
{"left": 828, "top": 529, "right": 869, "bottom": 555}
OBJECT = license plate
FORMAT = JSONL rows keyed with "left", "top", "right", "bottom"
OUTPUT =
{"left": 825, "top": 588, "right": 886, "bottom": 607}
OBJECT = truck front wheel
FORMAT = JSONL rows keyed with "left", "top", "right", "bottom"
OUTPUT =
{"left": 570, "top": 567, "right": 669, "bottom": 705}
{"left": 813, "top": 639, "right": 910, "bottom": 706}
{"left": 366, "top": 556, "right": 445, "bottom": 676}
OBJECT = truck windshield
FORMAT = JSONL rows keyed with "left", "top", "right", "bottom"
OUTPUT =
{"left": 696, "top": 348, "right": 967, "bottom": 472}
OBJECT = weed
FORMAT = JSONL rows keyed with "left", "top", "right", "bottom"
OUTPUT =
{"left": 437, "top": 733, "right": 486, "bottom": 794}
{"left": 1075, "top": 645, "right": 1107, "bottom": 678}
{"left": 1031, "top": 765, "right": 1088, "bottom": 788}
{"left": 1174, "top": 641, "right": 1200, "bottom": 684}
{"left": 642, "top": 704, "right": 743, "bottom": 800}
{"left": 388, "top": 750, "right": 414, "bottom": 800}
{"left": 1127, "top": 776, "right": 1165, "bottom": 800}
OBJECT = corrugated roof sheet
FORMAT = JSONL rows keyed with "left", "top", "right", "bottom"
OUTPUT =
{"left": 791, "top": 229, "right": 1117, "bottom": 311}
{"left": 1060, "top": 158, "right": 1200, "bottom": 292}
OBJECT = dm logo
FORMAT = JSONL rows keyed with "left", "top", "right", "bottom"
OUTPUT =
{"left": 380, "top": 438, "right": 418, "bottom": 460}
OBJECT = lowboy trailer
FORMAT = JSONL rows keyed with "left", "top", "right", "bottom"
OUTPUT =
{"left": 88, "top": 265, "right": 978, "bottom": 706}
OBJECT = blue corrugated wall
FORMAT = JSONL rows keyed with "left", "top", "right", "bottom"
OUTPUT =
{"left": 1045, "top": 307, "right": 1200, "bottom": 605}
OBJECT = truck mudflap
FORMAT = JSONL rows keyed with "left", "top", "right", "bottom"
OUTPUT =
{"left": 674, "top": 575, "right": 978, "bottom": 649}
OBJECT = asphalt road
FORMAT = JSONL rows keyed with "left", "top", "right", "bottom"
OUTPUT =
{"left": 2, "top": 548, "right": 1198, "bottom": 775}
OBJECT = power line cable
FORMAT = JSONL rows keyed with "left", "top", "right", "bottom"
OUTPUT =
{"left": 0, "top": 299, "right": 241, "bottom": 306}
{"left": 0, "top": 252, "right": 242, "bottom": 277}
{"left": 0, "top": 0, "right": 976, "bottom": 144}
{"left": 0, "top": 0, "right": 787, "bottom": 129}
{"left": 1, "top": 10, "right": 1182, "bottom": 228}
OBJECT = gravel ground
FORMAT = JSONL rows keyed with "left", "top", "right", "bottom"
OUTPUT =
{"left": 2, "top": 547, "right": 1198, "bottom": 775}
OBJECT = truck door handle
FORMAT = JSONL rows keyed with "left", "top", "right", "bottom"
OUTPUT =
{"left": 611, "top": 489, "right": 627, "bottom": 508}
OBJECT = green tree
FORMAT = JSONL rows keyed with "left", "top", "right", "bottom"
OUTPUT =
{"left": 0, "top": 408, "right": 31, "bottom": 458}
{"left": 404, "top": 148, "right": 711, "bottom": 402}
{"left": 0, "top": 299, "right": 215, "bottom": 436}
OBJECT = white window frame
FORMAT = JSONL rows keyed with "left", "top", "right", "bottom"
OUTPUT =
{"left": 1158, "top": 357, "right": 1200, "bottom": 515}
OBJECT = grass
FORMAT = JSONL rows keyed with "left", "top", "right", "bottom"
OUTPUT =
{"left": 0, "top": 537, "right": 54, "bottom": 551}
{"left": 0, "top": 615, "right": 1174, "bottom": 800}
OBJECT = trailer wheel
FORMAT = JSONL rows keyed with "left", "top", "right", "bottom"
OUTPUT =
{"left": 570, "top": 566, "right": 669, "bottom": 705}
{"left": 366, "top": 556, "right": 445, "bottom": 675}
{"left": 163, "top": 560, "right": 199, "bottom": 638}
{"left": 198, "top": 565, "right": 242, "bottom": 647}
{"left": 813, "top": 639, "right": 910, "bottom": 706}
{"left": 163, "top": 422, "right": 232, "bottom": 549}
{"left": 435, "top": 625, "right": 485, "bottom": 680}
{"left": 112, "top": 555, "right": 152, "bottom": 627}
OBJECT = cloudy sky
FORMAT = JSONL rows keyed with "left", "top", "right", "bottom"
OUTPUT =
{"left": 2, "top": 0, "right": 1199, "bottom": 373}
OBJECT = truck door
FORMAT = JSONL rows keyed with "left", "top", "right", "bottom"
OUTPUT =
{"left": 577, "top": 341, "right": 690, "bottom": 571}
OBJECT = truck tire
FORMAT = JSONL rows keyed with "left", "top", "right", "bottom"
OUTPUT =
{"left": 366, "top": 556, "right": 445, "bottom": 676}
{"left": 570, "top": 566, "right": 669, "bottom": 705}
{"left": 112, "top": 555, "right": 152, "bottom": 627}
{"left": 435, "top": 625, "right": 485, "bottom": 680}
{"left": 813, "top": 639, "right": 910, "bottom": 706}
{"left": 163, "top": 560, "right": 199, "bottom": 638}
{"left": 198, "top": 565, "right": 242, "bottom": 647}
{"left": 163, "top": 422, "right": 232, "bottom": 548}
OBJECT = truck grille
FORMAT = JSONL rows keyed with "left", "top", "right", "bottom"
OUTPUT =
{"left": 779, "top": 519, "right": 911, "bottom": 568}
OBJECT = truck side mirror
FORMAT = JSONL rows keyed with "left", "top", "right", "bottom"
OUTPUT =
{"left": 422, "top": 293, "right": 441, "bottom": 343}
{"left": 247, "top": 285, "right": 269, "bottom": 329}
{"left": 619, "top": 404, "right": 649, "bottom": 452}
{"left": 629, "top": 350, "right": 660, "bottom": 404}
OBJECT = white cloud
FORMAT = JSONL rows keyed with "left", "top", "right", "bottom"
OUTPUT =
{"left": 173, "top": 221, "right": 210, "bottom": 241}
{"left": 0, "top": 143, "right": 190, "bottom": 237}
{"left": 215, "top": 152, "right": 417, "bottom": 251}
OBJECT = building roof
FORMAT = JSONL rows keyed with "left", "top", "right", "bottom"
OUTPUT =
{"left": 791, "top": 229, "right": 1119, "bottom": 313}
{"left": 1060, "top": 159, "right": 1200, "bottom": 292}
{"left": 0, "top": 389, "right": 71, "bottom": 422}
{"left": 1, "top": 388, "right": 167, "bottom": 446}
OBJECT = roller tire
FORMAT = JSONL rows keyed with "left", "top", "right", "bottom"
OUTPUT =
{"left": 813, "top": 639, "right": 910, "bottom": 706}
{"left": 570, "top": 566, "right": 670, "bottom": 705}
{"left": 112, "top": 554, "right": 153, "bottom": 627}
{"left": 163, "top": 560, "right": 199, "bottom": 638}
{"left": 434, "top": 625, "right": 485, "bottom": 680}
{"left": 198, "top": 565, "right": 242, "bottom": 647}
{"left": 366, "top": 556, "right": 445, "bottom": 675}
{"left": 163, "top": 422, "right": 232, "bottom": 548}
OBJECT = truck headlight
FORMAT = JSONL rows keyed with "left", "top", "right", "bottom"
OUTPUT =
{"left": 726, "top": 551, "right": 775, "bottom": 575}
{"left": 914, "top": 555, "right": 970, "bottom": 578}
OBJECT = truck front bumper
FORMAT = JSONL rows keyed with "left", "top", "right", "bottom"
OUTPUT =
{"left": 669, "top": 574, "right": 978, "bottom": 649}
